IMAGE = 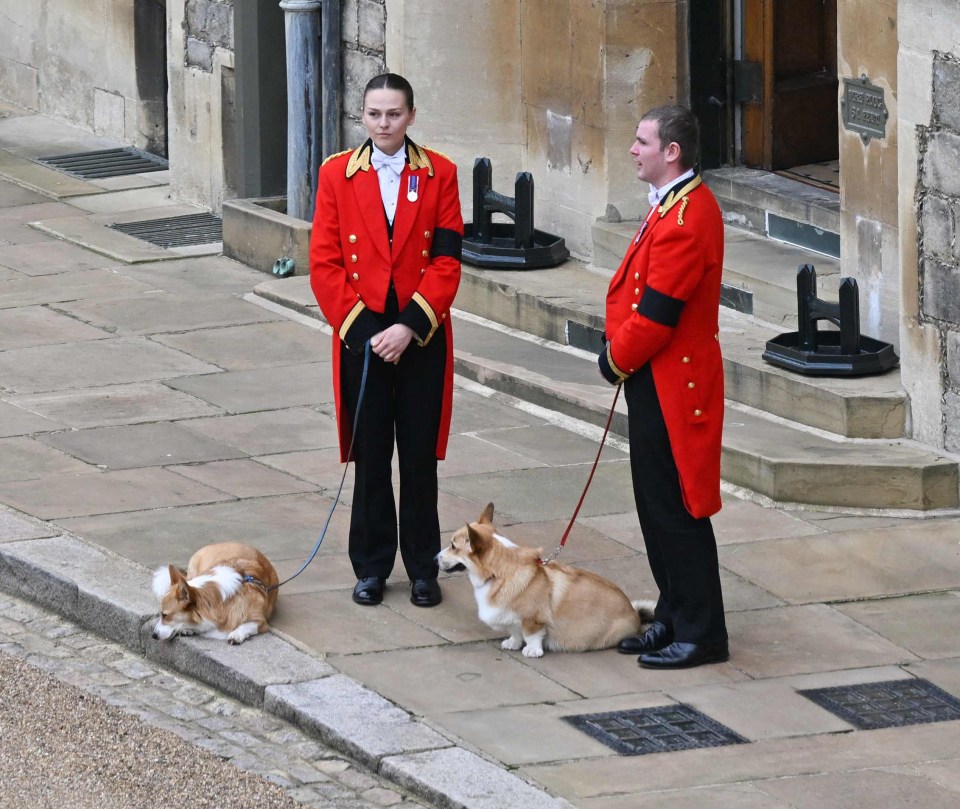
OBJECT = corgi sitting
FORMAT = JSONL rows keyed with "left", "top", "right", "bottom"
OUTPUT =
{"left": 437, "top": 503, "right": 655, "bottom": 657}
{"left": 151, "top": 542, "right": 279, "bottom": 645}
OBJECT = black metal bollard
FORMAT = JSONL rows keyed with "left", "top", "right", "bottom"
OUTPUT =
{"left": 462, "top": 158, "right": 568, "bottom": 270}
{"left": 762, "top": 264, "right": 898, "bottom": 376}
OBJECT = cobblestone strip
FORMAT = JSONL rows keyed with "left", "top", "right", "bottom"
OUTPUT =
{"left": 0, "top": 592, "right": 430, "bottom": 809}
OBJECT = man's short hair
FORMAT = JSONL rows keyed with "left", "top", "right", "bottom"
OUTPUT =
{"left": 641, "top": 106, "right": 700, "bottom": 171}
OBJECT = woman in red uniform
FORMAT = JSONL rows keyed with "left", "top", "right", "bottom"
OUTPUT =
{"left": 309, "top": 73, "right": 463, "bottom": 608}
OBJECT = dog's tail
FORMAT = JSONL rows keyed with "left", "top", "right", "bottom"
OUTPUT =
{"left": 631, "top": 600, "right": 657, "bottom": 622}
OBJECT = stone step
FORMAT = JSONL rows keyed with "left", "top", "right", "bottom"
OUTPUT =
{"left": 592, "top": 221, "right": 840, "bottom": 327}
{"left": 703, "top": 166, "right": 841, "bottom": 258}
{"left": 451, "top": 318, "right": 956, "bottom": 511}
{"left": 454, "top": 262, "right": 905, "bottom": 439}
{"left": 250, "top": 276, "right": 957, "bottom": 511}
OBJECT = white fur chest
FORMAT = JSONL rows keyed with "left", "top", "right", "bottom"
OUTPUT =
{"left": 472, "top": 578, "right": 519, "bottom": 629}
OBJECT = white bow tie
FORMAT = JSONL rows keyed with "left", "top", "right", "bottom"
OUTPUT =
{"left": 372, "top": 151, "right": 406, "bottom": 175}
{"left": 648, "top": 185, "right": 660, "bottom": 208}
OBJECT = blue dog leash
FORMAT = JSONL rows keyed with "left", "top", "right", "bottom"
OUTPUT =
{"left": 251, "top": 340, "right": 372, "bottom": 593}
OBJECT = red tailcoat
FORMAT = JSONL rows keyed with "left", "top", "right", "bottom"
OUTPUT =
{"left": 309, "top": 139, "right": 463, "bottom": 461}
{"left": 603, "top": 176, "right": 724, "bottom": 518}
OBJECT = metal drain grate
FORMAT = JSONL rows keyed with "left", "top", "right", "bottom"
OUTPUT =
{"left": 36, "top": 147, "right": 168, "bottom": 179}
{"left": 109, "top": 213, "right": 223, "bottom": 249}
{"left": 562, "top": 705, "right": 747, "bottom": 756}
{"left": 799, "top": 678, "right": 960, "bottom": 730}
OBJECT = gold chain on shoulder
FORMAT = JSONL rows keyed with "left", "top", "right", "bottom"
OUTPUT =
{"left": 677, "top": 196, "right": 690, "bottom": 226}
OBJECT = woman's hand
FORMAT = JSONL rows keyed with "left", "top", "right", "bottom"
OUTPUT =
{"left": 370, "top": 324, "right": 415, "bottom": 364}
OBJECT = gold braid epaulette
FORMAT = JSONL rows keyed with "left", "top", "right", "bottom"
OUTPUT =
{"left": 322, "top": 149, "right": 351, "bottom": 166}
{"left": 677, "top": 196, "right": 690, "bottom": 226}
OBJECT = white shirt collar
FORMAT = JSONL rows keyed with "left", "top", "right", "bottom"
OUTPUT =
{"left": 648, "top": 168, "right": 696, "bottom": 207}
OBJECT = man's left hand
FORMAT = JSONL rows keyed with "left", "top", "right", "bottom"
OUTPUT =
{"left": 371, "top": 323, "right": 415, "bottom": 364}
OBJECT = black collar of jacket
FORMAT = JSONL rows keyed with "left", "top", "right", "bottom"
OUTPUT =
{"left": 345, "top": 136, "right": 435, "bottom": 179}
{"left": 657, "top": 173, "right": 702, "bottom": 216}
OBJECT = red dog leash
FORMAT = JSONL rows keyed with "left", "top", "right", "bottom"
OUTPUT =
{"left": 540, "top": 384, "right": 622, "bottom": 565}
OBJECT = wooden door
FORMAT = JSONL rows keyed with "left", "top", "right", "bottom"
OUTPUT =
{"left": 740, "top": 0, "right": 838, "bottom": 169}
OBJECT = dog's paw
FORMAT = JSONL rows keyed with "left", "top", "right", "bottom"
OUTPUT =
{"left": 501, "top": 637, "right": 523, "bottom": 651}
{"left": 227, "top": 636, "right": 245, "bottom": 645}
{"left": 521, "top": 645, "right": 544, "bottom": 658}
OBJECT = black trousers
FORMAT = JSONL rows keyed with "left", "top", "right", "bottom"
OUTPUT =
{"left": 339, "top": 294, "right": 445, "bottom": 582}
{"left": 625, "top": 364, "right": 727, "bottom": 645}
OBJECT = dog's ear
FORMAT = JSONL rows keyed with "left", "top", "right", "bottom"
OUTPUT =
{"left": 168, "top": 564, "right": 186, "bottom": 583}
{"left": 479, "top": 502, "right": 495, "bottom": 524}
{"left": 466, "top": 524, "right": 486, "bottom": 555}
{"left": 175, "top": 579, "right": 192, "bottom": 607}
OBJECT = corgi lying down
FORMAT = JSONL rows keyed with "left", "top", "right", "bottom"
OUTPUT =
{"left": 151, "top": 542, "right": 279, "bottom": 645}
{"left": 438, "top": 503, "right": 655, "bottom": 657}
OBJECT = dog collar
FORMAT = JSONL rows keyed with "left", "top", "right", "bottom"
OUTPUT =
{"left": 241, "top": 574, "right": 271, "bottom": 592}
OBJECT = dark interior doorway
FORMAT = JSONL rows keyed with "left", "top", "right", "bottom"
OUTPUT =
{"left": 690, "top": 0, "right": 839, "bottom": 173}
{"left": 134, "top": 0, "right": 168, "bottom": 158}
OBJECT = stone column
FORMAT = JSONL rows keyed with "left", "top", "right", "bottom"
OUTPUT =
{"left": 280, "top": 0, "right": 322, "bottom": 221}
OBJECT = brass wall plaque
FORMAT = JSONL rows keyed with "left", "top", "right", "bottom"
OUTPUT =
{"left": 841, "top": 75, "right": 889, "bottom": 142}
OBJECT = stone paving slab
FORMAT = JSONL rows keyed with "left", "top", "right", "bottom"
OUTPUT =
{"left": 265, "top": 675, "right": 454, "bottom": 769}
{"left": 523, "top": 720, "right": 960, "bottom": 799}
{"left": 0, "top": 400, "right": 62, "bottom": 437}
{"left": 36, "top": 421, "right": 248, "bottom": 469}
{"left": 165, "top": 361, "right": 335, "bottom": 413}
{"left": 8, "top": 381, "right": 225, "bottom": 428}
{"left": 836, "top": 593, "right": 960, "bottom": 659}
{"left": 719, "top": 519, "right": 960, "bottom": 603}
{"left": 0, "top": 305, "right": 111, "bottom": 350}
{"left": 180, "top": 406, "right": 342, "bottom": 456}
{"left": 0, "top": 238, "right": 121, "bottom": 276}
{"left": 0, "top": 177, "right": 50, "bottom": 207}
{"left": 153, "top": 320, "right": 329, "bottom": 371}
{"left": 116, "top": 254, "right": 277, "bottom": 296}
{"left": 0, "top": 467, "right": 235, "bottom": 520}
{"left": 0, "top": 535, "right": 156, "bottom": 647}
{"left": 0, "top": 335, "right": 220, "bottom": 394}
{"left": 577, "top": 783, "right": 794, "bottom": 809}
{"left": 166, "top": 459, "right": 321, "bottom": 499}
{"left": 143, "top": 626, "right": 336, "bottom": 707}
{"left": 0, "top": 267, "right": 152, "bottom": 310}
{"left": 380, "top": 747, "right": 575, "bottom": 809}
{"left": 0, "top": 435, "right": 97, "bottom": 481}
{"left": 55, "top": 493, "right": 347, "bottom": 570}
{"left": 57, "top": 291, "right": 284, "bottom": 336}
{"left": 332, "top": 643, "right": 580, "bottom": 715}
{"left": 724, "top": 604, "right": 918, "bottom": 678}
{"left": 0, "top": 506, "right": 61, "bottom": 542}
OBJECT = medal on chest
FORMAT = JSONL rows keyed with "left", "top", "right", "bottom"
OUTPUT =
{"left": 407, "top": 175, "right": 419, "bottom": 202}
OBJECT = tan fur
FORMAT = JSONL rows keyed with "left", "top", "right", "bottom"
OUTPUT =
{"left": 438, "top": 504, "right": 655, "bottom": 655}
{"left": 153, "top": 542, "right": 279, "bottom": 645}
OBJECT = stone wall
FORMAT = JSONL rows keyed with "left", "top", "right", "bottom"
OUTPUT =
{"left": 897, "top": 0, "right": 960, "bottom": 450}
{"left": 384, "top": 0, "right": 685, "bottom": 259}
{"left": 917, "top": 53, "right": 960, "bottom": 451}
{"left": 837, "top": 0, "right": 899, "bottom": 347}
{"left": 341, "top": 0, "right": 388, "bottom": 147}
{"left": 0, "top": 0, "right": 167, "bottom": 154}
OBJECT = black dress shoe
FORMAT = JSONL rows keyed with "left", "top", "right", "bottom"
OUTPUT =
{"left": 410, "top": 578, "right": 442, "bottom": 607}
{"left": 352, "top": 577, "right": 385, "bottom": 605}
{"left": 638, "top": 640, "right": 729, "bottom": 669}
{"left": 617, "top": 621, "right": 673, "bottom": 655}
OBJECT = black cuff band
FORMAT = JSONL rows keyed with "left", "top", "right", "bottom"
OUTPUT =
{"left": 398, "top": 303, "right": 433, "bottom": 343}
{"left": 343, "top": 309, "right": 381, "bottom": 353}
{"left": 598, "top": 348, "right": 621, "bottom": 385}
{"left": 638, "top": 286, "right": 685, "bottom": 327}
{"left": 430, "top": 227, "right": 462, "bottom": 260}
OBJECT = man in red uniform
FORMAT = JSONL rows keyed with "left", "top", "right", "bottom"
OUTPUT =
{"left": 598, "top": 105, "right": 728, "bottom": 668}
{"left": 310, "top": 74, "right": 462, "bottom": 608}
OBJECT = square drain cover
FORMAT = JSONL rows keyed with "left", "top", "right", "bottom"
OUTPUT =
{"left": 36, "top": 147, "right": 168, "bottom": 179}
{"left": 562, "top": 705, "right": 747, "bottom": 756}
{"left": 109, "top": 212, "right": 223, "bottom": 249}
{"left": 800, "top": 678, "right": 960, "bottom": 730}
